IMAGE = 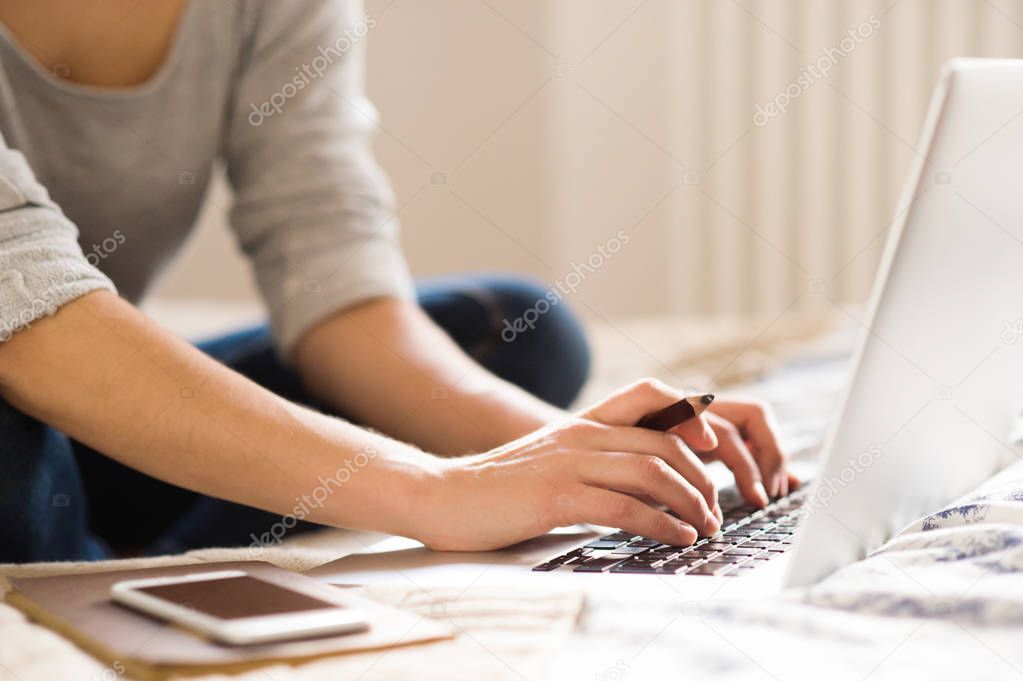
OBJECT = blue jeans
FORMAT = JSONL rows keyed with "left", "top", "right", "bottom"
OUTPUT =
{"left": 0, "top": 275, "right": 590, "bottom": 563}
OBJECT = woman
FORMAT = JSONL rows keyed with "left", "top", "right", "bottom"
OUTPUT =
{"left": 0, "top": 0, "right": 796, "bottom": 562}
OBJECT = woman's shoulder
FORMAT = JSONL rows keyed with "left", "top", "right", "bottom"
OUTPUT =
{"left": 226, "top": 0, "right": 375, "bottom": 78}
{"left": 233, "top": 0, "right": 370, "bottom": 42}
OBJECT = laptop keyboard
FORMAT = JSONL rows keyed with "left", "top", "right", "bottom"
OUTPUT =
{"left": 532, "top": 484, "right": 809, "bottom": 576}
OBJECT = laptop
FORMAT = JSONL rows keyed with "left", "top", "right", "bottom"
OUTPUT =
{"left": 310, "top": 59, "right": 1023, "bottom": 596}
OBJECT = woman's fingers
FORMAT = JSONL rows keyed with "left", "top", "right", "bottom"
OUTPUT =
{"left": 578, "top": 452, "right": 719, "bottom": 536}
{"left": 581, "top": 378, "right": 718, "bottom": 451}
{"left": 709, "top": 401, "right": 791, "bottom": 497}
{"left": 705, "top": 414, "right": 769, "bottom": 507}
{"left": 567, "top": 422, "right": 718, "bottom": 513}
{"left": 564, "top": 487, "right": 699, "bottom": 546}
{"left": 577, "top": 383, "right": 797, "bottom": 516}
{"left": 667, "top": 416, "right": 718, "bottom": 452}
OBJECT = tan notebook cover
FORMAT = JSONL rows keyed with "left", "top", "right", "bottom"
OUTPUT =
{"left": 5, "top": 561, "right": 453, "bottom": 680}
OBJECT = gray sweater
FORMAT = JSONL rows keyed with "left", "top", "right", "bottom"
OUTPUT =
{"left": 0, "top": 0, "right": 412, "bottom": 352}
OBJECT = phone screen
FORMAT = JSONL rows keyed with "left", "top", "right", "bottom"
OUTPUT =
{"left": 136, "top": 575, "right": 338, "bottom": 620}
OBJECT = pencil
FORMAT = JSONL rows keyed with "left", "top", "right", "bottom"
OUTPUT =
{"left": 635, "top": 394, "right": 714, "bottom": 431}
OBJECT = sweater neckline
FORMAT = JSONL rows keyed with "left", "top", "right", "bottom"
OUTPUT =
{"left": 0, "top": 0, "right": 197, "bottom": 101}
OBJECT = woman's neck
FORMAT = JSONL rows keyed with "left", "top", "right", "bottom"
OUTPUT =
{"left": 0, "top": 0, "right": 188, "bottom": 88}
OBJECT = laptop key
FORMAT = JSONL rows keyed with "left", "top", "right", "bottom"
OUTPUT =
{"left": 746, "top": 521, "right": 775, "bottom": 529}
{"left": 687, "top": 562, "right": 733, "bottom": 575}
{"left": 614, "top": 545, "right": 653, "bottom": 555}
{"left": 724, "top": 528, "right": 761, "bottom": 537}
{"left": 648, "top": 550, "right": 682, "bottom": 560}
{"left": 610, "top": 563, "right": 664, "bottom": 574}
{"left": 585, "top": 540, "right": 627, "bottom": 550}
{"left": 574, "top": 555, "right": 628, "bottom": 572}
{"left": 722, "top": 547, "right": 760, "bottom": 556}
{"left": 683, "top": 548, "right": 721, "bottom": 558}
{"left": 702, "top": 542, "right": 735, "bottom": 551}
{"left": 629, "top": 539, "right": 660, "bottom": 548}
{"left": 531, "top": 548, "right": 588, "bottom": 571}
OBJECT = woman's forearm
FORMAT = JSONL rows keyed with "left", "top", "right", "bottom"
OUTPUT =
{"left": 0, "top": 291, "right": 440, "bottom": 539}
{"left": 0, "top": 292, "right": 797, "bottom": 553}
{"left": 291, "top": 298, "right": 566, "bottom": 455}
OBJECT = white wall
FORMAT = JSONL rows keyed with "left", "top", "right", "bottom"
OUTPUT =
{"left": 152, "top": 0, "right": 1023, "bottom": 324}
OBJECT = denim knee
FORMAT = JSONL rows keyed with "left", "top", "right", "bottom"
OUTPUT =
{"left": 478, "top": 275, "right": 591, "bottom": 408}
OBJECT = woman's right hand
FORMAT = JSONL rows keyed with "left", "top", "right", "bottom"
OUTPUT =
{"left": 414, "top": 380, "right": 723, "bottom": 551}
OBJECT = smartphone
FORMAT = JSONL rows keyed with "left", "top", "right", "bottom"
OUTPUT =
{"left": 110, "top": 570, "right": 368, "bottom": 645}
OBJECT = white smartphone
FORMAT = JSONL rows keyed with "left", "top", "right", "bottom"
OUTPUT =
{"left": 110, "top": 570, "right": 368, "bottom": 645}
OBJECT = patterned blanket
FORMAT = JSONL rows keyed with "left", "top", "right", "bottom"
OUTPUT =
{"left": 556, "top": 447, "right": 1023, "bottom": 681}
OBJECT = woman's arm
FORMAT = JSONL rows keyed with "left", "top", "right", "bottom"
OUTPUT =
{"left": 293, "top": 297, "right": 563, "bottom": 455}
{"left": 292, "top": 297, "right": 797, "bottom": 502}
{"left": 0, "top": 291, "right": 734, "bottom": 549}
{"left": 220, "top": 3, "right": 563, "bottom": 455}
{"left": 0, "top": 291, "right": 439, "bottom": 538}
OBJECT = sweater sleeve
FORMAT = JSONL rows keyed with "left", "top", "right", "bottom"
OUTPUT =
{"left": 224, "top": 0, "right": 414, "bottom": 356}
{"left": 0, "top": 131, "right": 116, "bottom": 342}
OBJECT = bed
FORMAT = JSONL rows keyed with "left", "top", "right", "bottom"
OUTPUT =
{"left": 3, "top": 310, "right": 1021, "bottom": 680}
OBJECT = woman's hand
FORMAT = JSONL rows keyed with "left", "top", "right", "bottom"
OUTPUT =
{"left": 697, "top": 398, "right": 800, "bottom": 505}
{"left": 609, "top": 382, "right": 798, "bottom": 507}
{"left": 416, "top": 380, "right": 724, "bottom": 551}
{"left": 583, "top": 381, "right": 799, "bottom": 508}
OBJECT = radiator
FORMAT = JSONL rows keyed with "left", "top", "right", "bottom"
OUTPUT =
{"left": 668, "top": 0, "right": 1023, "bottom": 317}
{"left": 549, "top": 0, "right": 1023, "bottom": 318}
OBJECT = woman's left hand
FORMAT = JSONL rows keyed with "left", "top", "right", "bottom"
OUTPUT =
{"left": 670, "top": 398, "right": 799, "bottom": 507}
{"left": 582, "top": 380, "right": 800, "bottom": 509}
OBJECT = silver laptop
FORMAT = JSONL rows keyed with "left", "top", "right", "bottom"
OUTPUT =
{"left": 310, "top": 59, "right": 1023, "bottom": 596}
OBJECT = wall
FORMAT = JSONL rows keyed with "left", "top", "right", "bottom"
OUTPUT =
{"left": 153, "top": 0, "right": 1023, "bottom": 324}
